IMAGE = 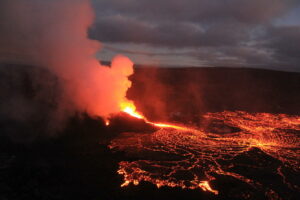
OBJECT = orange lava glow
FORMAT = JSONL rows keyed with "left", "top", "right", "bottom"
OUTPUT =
{"left": 199, "top": 181, "right": 219, "bottom": 195}
{"left": 120, "top": 101, "right": 144, "bottom": 119}
{"left": 120, "top": 101, "right": 191, "bottom": 131}
{"left": 109, "top": 110, "right": 300, "bottom": 198}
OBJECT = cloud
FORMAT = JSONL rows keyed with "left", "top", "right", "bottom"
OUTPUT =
{"left": 266, "top": 25, "right": 300, "bottom": 67}
{"left": 90, "top": 0, "right": 300, "bottom": 70}
{"left": 90, "top": 16, "right": 250, "bottom": 47}
{"left": 92, "top": 0, "right": 295, "bottom": 24}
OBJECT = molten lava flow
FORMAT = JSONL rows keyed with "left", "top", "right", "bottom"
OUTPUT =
{"left": 107, "top": 100, "right": 217, "bottom": 193}
{"left": 199, "top": 181, "right": 219, "bottom": 195}
{"left": 119, "top": 100, "right": 191, "bottom": 131}
{"left": 105, "top": 119, "right": 110, "bottom": 126}
{"left": 109, "top": 111, "right": 300, "bottom": 198}
{"left": 120, "top": 101, "right": 144, "bottom": 119}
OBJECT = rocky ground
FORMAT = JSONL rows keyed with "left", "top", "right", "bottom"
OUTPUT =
{"left": 0, "top": 66, "right": 299, "bottom": 200}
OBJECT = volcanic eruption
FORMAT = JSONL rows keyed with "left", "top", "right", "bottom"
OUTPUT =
{"left": 0, "top": 0, "right": 299, "bottom": 200}
{"left": 0, "top": 0, "right": 135, "bottom": 141}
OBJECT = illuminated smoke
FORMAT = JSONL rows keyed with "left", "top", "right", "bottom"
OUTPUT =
{"left": 0, "top": 0, "right": 133, "bottom": 139}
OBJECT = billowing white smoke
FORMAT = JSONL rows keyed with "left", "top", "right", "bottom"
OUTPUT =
{"left": 0, "top": 0, "right": 133, "bottom": 140}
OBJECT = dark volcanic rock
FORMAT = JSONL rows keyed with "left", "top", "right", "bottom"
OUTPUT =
{"left": 128, "top": 67, "right": 300, "bottom": 122}
{"left": 202, "top": 119, "right": 242, "bottom": 134}
{"left": 0, "top": 66, "right": 299, "bottom": 200}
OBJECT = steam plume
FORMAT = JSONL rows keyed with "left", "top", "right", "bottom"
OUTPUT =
{"left": 0, "top": 0, "right": 133, "bottom": 140}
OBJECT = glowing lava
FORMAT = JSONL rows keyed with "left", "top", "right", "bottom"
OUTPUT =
{"left": 109, "top": 110, "right": 300, "bottom": 199}
{"left": 120, "top": 101, "right": 144, "bottom": 119}
{"left": 108, "top": 100, "right": 217, "bottom": 194}
{"left": 119, "top": 100, "right": 191, "bottom": 131}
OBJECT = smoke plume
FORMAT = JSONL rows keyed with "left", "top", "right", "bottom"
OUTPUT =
{"left": 0, "top": 0, "right": 133, "bottom": 141}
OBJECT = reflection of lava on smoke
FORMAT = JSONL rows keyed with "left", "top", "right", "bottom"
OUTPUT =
{"left": 109, "top": 109, "right": 300, "bottom": 199}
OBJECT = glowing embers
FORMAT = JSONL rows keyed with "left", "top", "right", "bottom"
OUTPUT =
{"left": 110, "top": 111, "right": 300, "bottom": 197}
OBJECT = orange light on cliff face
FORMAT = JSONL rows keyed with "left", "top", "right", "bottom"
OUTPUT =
{"left": 119, "top": 100, "right": 191, "bottom": 131}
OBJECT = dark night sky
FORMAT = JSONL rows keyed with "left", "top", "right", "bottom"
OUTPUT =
{"left": 90, "top": 0, "right": 300, "bottom": 72}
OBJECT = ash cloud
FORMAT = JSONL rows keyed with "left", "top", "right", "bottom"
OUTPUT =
{"left": 0, "top": 0, "right": 133, "bottom": 142}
